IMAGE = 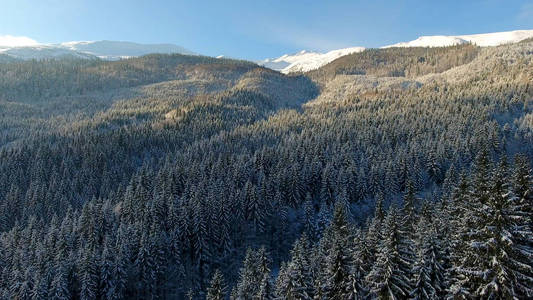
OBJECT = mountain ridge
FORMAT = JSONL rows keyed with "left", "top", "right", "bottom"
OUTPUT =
{"left": 261, "top": 29, "right": 533, "bottom": 73}
{"left": 0, "top": 40, "right": 195, "bottom": 61}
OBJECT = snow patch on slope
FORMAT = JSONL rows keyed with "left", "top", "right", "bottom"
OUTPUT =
{"left": 59, "top": 40, "right": 195, "bottom": 60}
{"left": 0, "top": 40, "right": 194, "bottom": 61}
{"left": 261, "top": 47, "right": 365, "bottom": 74}
{"left": 383, "top": 30, "right": 533, "bottom": 48}
{"left": 0, "top": 45, "right": 96, "bottom": 60}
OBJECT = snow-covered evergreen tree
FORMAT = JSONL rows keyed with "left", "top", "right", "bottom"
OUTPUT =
{"left": 282, "top": 234, "right": 314, "bottom": 299}
{"left": 451, "top": 158, "right": 533, "bottom": 298}
{"left": 410, "top": 215, "right": 445, "bottom": 299}
{"left": 206, "top": 269, "right": 226, "bottom": 300}
{"left": 366, "top": 207, "right": 412, "bottom": 299}
{"left": 79, "top": 247, "right": 99, "bottom": 300}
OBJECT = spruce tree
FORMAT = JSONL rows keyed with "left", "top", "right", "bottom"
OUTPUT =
{"left": 451, "top": 158, "right": 533, "bottom": 298}
{"left": 511, "top": 154, "right": 533, "bottom": 297}
{"left": 320, "top": 204, "right": 362, "bottom": 299}
{"left": 79, "top": 247, "right": 99, "bottom": 300}
{"left": 256, "top": 272, "right": 275, "bottom": 300}
{"left": 475, "top": 159, "right": 533, "bottom": 298}
{"left": 366, "top": 207, "right": 412, "bottom": 299}
{"left": 283, "top": 235, "right": 314, "bottom": 299}
{"left": 410, "top": 215, "right": 445, "bottom": 299}
{"left": 50, "top": 263, "right": 71, "bottom": 300}
{"left": 100, "top": 239, "right": 116, "bottom": 300}
{"left": 206, "top": 270, "right": 226, "bottom": 300}
{"left": 235, "top": 248, "right": 265, "bottom": 299}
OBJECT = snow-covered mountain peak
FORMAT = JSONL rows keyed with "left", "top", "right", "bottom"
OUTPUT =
{"left": 260, "top": 29, "right": 533, "bottom": 74}
{"left": 383, "top": 29, "right": 533, "bottom": 48}
{"left": 260, "top": 47, "right": 365, "bottom": 74}
{"left": 0, "top": 35, "right": 39, "bottom": 47}
{"left": 54, "top": 40, "right": 195, "bottom": 60}
{"left": 0, "top": 40, "right": 195, "bottom": 61}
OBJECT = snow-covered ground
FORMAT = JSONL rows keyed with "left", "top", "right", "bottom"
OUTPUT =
{"left": 0, "top": 38, "right": 194, "bottom": 61}
{"left": 60, "top": 40, "right": 195, "bottom": 60}
{"left": 0, "top": 45, "right": 96, "bottom": 60}
{"left": 261, "top": 29, "right": 533, "bottom": 73}
{"left": 382, "top": 29, "right": 533, "bottom": 48}
{"left": 260, "top": 47, "right": 365, "bottom": 74}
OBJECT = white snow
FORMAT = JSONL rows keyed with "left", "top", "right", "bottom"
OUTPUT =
{"left": 260, "top": 29, "right": 533, "bottom": 73}
{"left": 0, "top": 40, "right": 194, "bottom": 61}
{"left": 260, "top": 47, "right": 365, "bottom": 74}
{"left": 0, "top": 45, "right": 96, "bottom": 60}
{"left": 383, "top": 29, "right": 533, "bottom": 48}
{"left": 55, "top": 40, "right": 195, "bottom": 60}
{"left": 0, "top": 35, "right": 39, "bottom": 47}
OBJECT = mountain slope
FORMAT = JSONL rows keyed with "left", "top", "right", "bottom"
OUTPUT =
{"left": 1, "top": 32, "right": 532, "bottom": 300}
{"left": 261, "top": 29, "right": 533, "bottom": 74}
{"left": 0, "top": 40, "right": 194, "bottom": 61}
{"left": 260, "top": 47, "right": 365, "bottom": 73}
{"left": 60, "top": 40, "right": 195, "bottom": 59}
{"left": 383, "top": 29, "right": 533, "bottom": 48}
{"left": 0, "top": 45, "right": 97, "bottom": 60}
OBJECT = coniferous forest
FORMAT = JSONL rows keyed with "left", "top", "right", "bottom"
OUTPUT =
{"left": 0, "top": 41, "right": 533, "bottom": 299}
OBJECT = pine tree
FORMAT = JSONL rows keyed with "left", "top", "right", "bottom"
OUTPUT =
{"left": 112, "top": 230, "right": 129, "bottom": 300}
{"left": 79, "top": 246, "right": 99, "bottom": 300}
{"left": 50, "top": 263, "right": 71, "bottom": 300}
{"left": 451, "top": 158, "right": 533, "bottom": 298}
{"left": 135, "top": 231, "right": 155, "bottom": 298}
{"left": 31, "top": 272, "right": 49, "bottom": 300}
{"left": 303, "top": 195, "right": 317, "bottom": 241}
{"left": 447, "top": 172, "right": 480, "bottom": 298}
{"left": 235, "top": 248, "right": 263, "bottom": 299}
{"left": 471, "top": 149, "right": 492, "bottom": 205}
{"left": 511, "top": 154, "right": 533, "bottom": 297}
{"left": 256, "top": 272, "right": 275, "bottom": 300}
{"left": 275, "top": 262, "right": 295, "bottom": 299}
{"left": 283, "top": 235, "right": 314, "bottom": 299}
{"left": 475, "top": 159, "right": 533, "bottom": 298}
{"left": 399, "top": 181, "right": 416, "bottom": 292}
{"left": 513, "top": 154, "right": 532, "bottom": 234}
{"left": 366, "top": 207, "right": 412, "bottom": 299}
{"left": 318, "top": 204, "right": 362, "bottom": 299}
{"left": 375, "top": 192, "right": 385, "bottom": 222}
{"left": 322, "top": 242, "right": 354, "bottom": 300}
{"left": 410, "top": 216, "right": 445, "bottom": 299}
{"left": 100, "top": 238, "right": 116, "bottom": 300}
{"left": 149, "top": 220, "right": 168, "bottom": 298}
{"left": 206, "top": 270, "right": 226, "bottom": 300}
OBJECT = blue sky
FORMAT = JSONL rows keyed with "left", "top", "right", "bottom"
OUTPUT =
{"left": 1, "top": 0, "right": 532, "bottom": 60}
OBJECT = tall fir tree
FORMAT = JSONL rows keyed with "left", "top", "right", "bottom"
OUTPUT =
{"left": 366, "top": 206, "right": 412, "bottom": 299}
{"left": 206, "top": 269, "right": 226, "bottom": 300}
{"left": 410, "top": 215, "right": 445, "bottom": 299}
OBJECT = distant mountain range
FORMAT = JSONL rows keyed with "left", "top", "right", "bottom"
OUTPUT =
{"left": 382, "top": 29, "right": 533, "bottom": 48}
{"left": 1, "top": 29, "right": 532, "bottom": 74}
{"left": 0, "top": 40, "right": 195, "bottom": 61}
{"left": 260, "top": 29, "right": 533, "bottom": 73}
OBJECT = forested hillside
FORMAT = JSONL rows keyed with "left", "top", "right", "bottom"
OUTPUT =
{"left": 0, "top": 41, "right": 532, "bottom": 299}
